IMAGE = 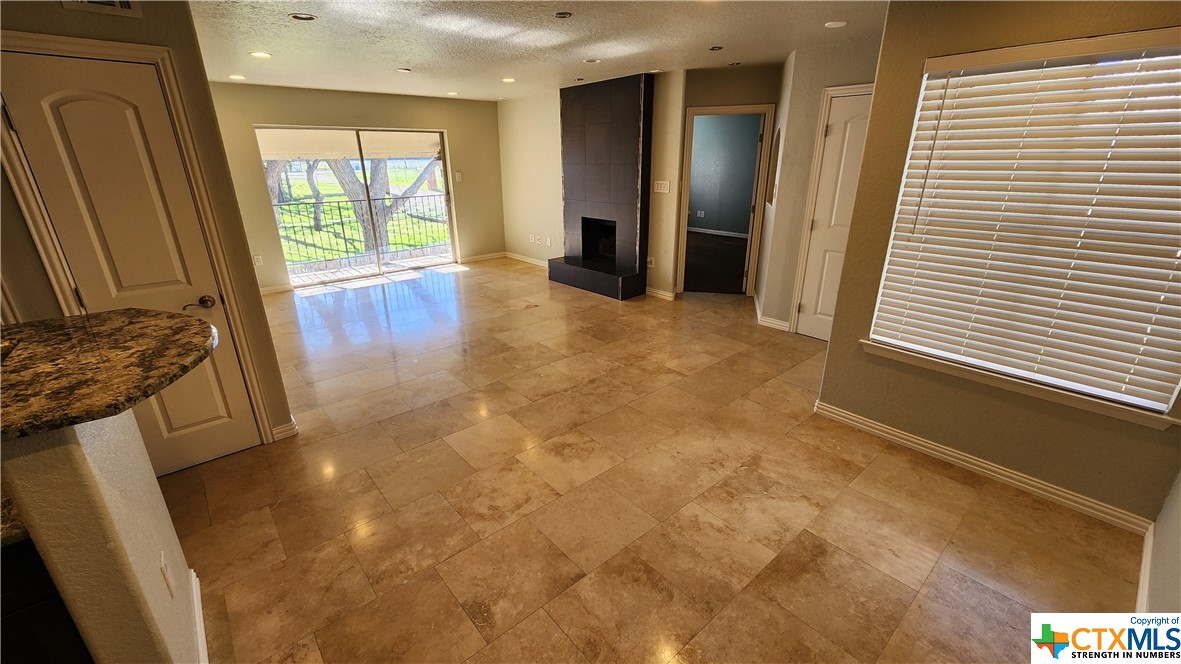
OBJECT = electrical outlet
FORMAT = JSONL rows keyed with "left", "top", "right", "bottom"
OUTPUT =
{"left": 654, "top": 181, "right": 670, "bottom": 194}
{"left": 646, "top": 257, "right": 654, "bottom": 268}
{"left": 252, "top": 255, "right": 264, "bottom": 267}
{"left": 545, "top": 237, "right": 552, "bottom": 247}
{"left": 529, "top": 234, "right": 536, "bottom": 243}
{"left": 454, "top": 171, "right": 463, "bottom": 182}
{"left": 696, "top": 210, "right": 705, "bottom": 218}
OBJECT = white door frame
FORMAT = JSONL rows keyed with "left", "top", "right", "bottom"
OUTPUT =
{"left": 789, "top": 83, "right": 874, "bottom": 332}
{"left": 0, "top": 30, "right": 278, "bottom": 443}
{"left": 676, "top": 104, "right": 775, "bottom": 296}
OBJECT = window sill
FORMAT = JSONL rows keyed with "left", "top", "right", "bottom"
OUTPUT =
{"left": 860, "top": 339, "right": 1179, "bottom": 431}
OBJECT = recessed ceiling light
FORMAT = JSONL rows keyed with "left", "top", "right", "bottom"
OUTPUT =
{"left": 396, "top": 68, "right": 412, "bottom": 73}
{"left": 650, "top": 69, "right": 663, "bottom": 73}
{"left": 250, "top": 51, "right": 272, "bottom": 59}
{"left": 502, "top": 78, "right": 516, "bottom": 83}
{"left": 228, "top": 74, "right": 246, "bottom": 80}
{"left": 287, "top": 12, "right": 317, "bottom": 21}
{"left": 583, "top": 58, "right": 601, "bottom": 64}
{"left": 708, "top": 46, "right": 724, "bottom": 51}
{"left": 446, "top": 92, "right": 459, "bottom": 96}
{"left": 555, "top": 11, "right": 572, "bottom": 19}
{"left": 825, "top": 20, "right": 848, "bottom": 28}
{"left": 729, "top": 62, "right": 741, "bottom": 66}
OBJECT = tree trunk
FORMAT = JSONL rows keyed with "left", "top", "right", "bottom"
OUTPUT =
{"left": 324, "top": 159, "right": 377, "bottom": 252}
{"left": 263, "top": 160, "right": 289, "bottom": 231}
{"left": 324, "top": 156, "right": 442, "bottom": 253}
{"left": 304, "top": 159, "right": 324, "bottom": 231}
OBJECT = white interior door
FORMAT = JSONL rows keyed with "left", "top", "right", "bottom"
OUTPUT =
{"left": 2, "top": 52, "right": 260, "bottom": 474}
{"left": 796, "top": 93, "right": 871, "bottom": 341}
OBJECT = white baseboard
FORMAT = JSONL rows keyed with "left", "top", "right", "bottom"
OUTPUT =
{"left": 191, "top": 570, "right": 208, "bottom": 664}
{"left": 271, "top": 417, "right": 299, "bottom": 441}
{"left": 458, "top": 252, "right": 506, "bottom": 264}
{"left": 754, "top": 297, "right": 793, "bottom": 332}
{"left": 505, "top": 252, "right": 549, "bottom": 268}
{"left": 813, "top": 401, "right": 1153, "bottom": 535}
{"left": 259, "top": 284, "right": 294, "bottom": 295}
{"left": 645, "top": 287, "right": 675, "bottom": 301}
{"left": 1136, "top": 523, "right": 1154, "bottom": 611}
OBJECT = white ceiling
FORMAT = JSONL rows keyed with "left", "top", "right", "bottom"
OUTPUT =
{"left": 190, "top": 1, "right": 887, "bottom": 101}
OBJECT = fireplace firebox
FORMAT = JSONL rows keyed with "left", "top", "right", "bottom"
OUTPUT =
{"left": 582, "top": 218, "right": 616, "bottom": 263}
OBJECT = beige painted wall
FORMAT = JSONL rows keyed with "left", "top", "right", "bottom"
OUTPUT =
{"left": 498, "top": 92, "right": 563, "bottom": 263}
{"left": 822, "top": 1, "right": 1181, "bottom": 519}
{"left": 1149, "top": 472, "right": 1180, "bottom": 611}
{"left": 1, "top": 172, "right": 63, "bottom": 322}
{"left": 647, "top": 71, "right": 688, "bottom": 295}
{"left": 209, "top": 83, "right": 506, "bottom": 289}
{"left": 0, "top": 1, "right": 291, "bottom": 438}
{"left": 755, "top": 34, "right": 882, "bottom": 321}
{"left": 685, "top": 64, "right": 783, "bottom": 107}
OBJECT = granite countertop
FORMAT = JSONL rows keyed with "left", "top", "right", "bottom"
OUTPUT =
{"left": 1, "top": 308, "right": 216, "bottom": 440}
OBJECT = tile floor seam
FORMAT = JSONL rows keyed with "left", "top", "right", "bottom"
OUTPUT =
{"left": 539, "top": 605, "right": 596, "bottom": 664}
{"left": 433, "top": 563, "right": 493, "bottom": 653}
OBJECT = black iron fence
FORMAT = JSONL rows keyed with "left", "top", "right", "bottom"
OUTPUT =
{"left": 273, "top": 195, "right": 451, "bottom": 271}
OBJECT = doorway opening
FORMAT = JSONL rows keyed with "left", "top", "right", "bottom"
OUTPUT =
{"left": 254, "top": 127, "right": 457, "bottom": 288}
{"left": 678, "top": 107, "right": 773, "bottom": 295}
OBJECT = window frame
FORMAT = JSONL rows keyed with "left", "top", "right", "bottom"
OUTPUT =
{"left": 863, "top": 26, "right": 1181, "bottom": 430}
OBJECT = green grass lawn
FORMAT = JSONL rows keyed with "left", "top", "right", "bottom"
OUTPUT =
{"left": 278, "top": 162, "right": 440, "bottom": 203}
{"left": 278, "top": 209, "right": 451, "bottom": 265}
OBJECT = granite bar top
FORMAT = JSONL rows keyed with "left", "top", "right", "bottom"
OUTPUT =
{"left": 1, "top": 308, "right": 215, "bottom": 440}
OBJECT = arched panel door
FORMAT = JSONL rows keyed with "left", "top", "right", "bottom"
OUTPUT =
{"left": 2, "top": 51, "right": 259, "bottom": 474}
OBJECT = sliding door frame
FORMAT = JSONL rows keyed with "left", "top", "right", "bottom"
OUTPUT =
{"left": 253, "top": 124, "right": 461, "bottom": 286}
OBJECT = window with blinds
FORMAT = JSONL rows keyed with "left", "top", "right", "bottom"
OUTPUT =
{"left": 870, "top": 41, "right": 1181, "bottom": 414}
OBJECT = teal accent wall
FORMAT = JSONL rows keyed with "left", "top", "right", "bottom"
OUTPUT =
{"left": 687, "top": 113, "right": 762, "bottom": 235}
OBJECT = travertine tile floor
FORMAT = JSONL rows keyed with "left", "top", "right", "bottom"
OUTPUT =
{"left": 161, "top": 258, "right": 1142, "bottom": 664}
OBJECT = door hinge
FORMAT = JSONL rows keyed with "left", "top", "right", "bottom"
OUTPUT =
{"left": 823, "top": 125, "right": 831, "bottom": 138}
{"left": 797, "top": 301, "right": 804, "bottom": 314}
{"left": 73, "top": 287, "right": 87, "bottom": 311}
{"left": 2, "top": 105, "right": 16, "bottom": 134}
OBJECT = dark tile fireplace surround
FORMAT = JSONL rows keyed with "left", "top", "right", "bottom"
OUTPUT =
{"left": 548, "top": 74, "right": 655, "bottom": 300}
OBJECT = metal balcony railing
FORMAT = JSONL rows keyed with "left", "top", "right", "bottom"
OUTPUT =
{"left": 273, "top": 194, "right": 451, "bottom": 274}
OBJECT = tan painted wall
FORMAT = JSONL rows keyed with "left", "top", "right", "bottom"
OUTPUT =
{"left": 498, "top": 92, "right": 563, "bottom": 263}
{"left": 208, "top": 83, "right": 506, "bottom": 289}
{"left": 755, "top": 35, "right": 882, "bottom": 321}
{"left": 1, "top": 172, "right": 63, "bottom": 322}
{"left": 647, "top": 71, "right": 688, "bottom": 295}
{"left": 685, "top": 64, "right": 783, "bottom": 107}
{"left": 822, "top": 1, "right": 1181, "bottom": 519}
{"left": 0, "top": 1, "right": 291, "bottom": 438}
{"left": 1148, "top": 472, "right": 1180, "bottom": 611}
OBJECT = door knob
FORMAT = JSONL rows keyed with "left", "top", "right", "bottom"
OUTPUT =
{"left": 183, "top": 295, "right": 216, "bottom": 311}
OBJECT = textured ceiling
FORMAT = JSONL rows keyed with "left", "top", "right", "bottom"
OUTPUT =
{"left": 190, "top": 1, "right": 887, "bottom": 101}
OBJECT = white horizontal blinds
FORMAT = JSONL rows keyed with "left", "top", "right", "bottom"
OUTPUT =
{"left": 871, "top": 46, "right": 1181, "bottom": 413}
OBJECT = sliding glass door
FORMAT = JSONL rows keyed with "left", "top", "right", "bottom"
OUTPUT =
{"left": 255, "top": 127, "right": 455, "bottom": 287}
